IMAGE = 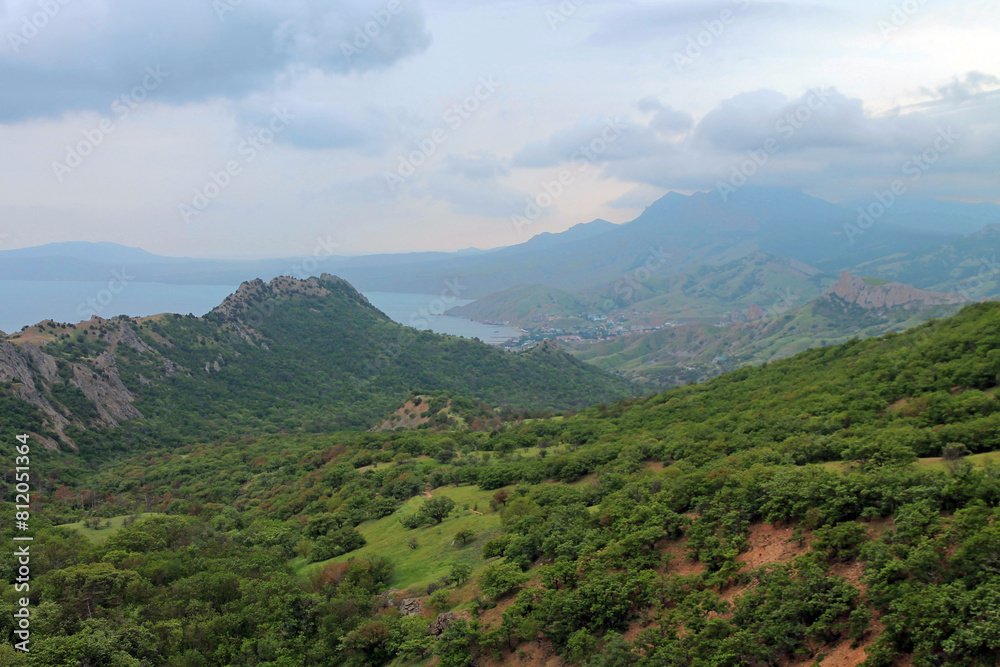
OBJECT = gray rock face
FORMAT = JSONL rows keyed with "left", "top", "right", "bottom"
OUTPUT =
{"left": 399, "top": 598, "right": 423, "bottom": 616}
{"left": 0, "top": 338, "right": 72, "bottom": 449}
{"left": 20, "top": 343, "right": 61, "bottom": 383}
{"left": 113, "top": 319, "right": 154, "bottom": 353}
{"left": 828, "top": 272, "right": 969, "bottom": 310}
{"left": 429, "top": 612, "right": 467, "bottom": 635}
{"left": 72, "top": 353, "right": 142, "bottom": 426}
{"left": 0, "top": 332, "right": 144, "bottom": 449}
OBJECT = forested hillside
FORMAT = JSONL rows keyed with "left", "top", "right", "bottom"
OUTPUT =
{"left": 0, "top": 274, "right": 637, "bottom": 453}
{"left": 5, "top": 302, "right": 1000, "bottom": 664}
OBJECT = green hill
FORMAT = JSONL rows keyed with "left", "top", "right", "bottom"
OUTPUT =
{"left": 8, "top": 302, "right": 1000, "bottom": 665}
{"left": 573, "top": 272, "right": 969, "bottom": 386}
{"left": 847, "top": 224, "right": 1000, "bottom": 298}
{"left": 0, "top": 274, "right": 638, "bottom": 451}
{"left": 446, "top": 284, "right": 588, "bottom": 327}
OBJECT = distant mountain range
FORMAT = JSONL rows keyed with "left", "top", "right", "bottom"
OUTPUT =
{"left": 4, "top": 188, "right": 997, "bottom": 296}
{"left": 4, "top": 187, "right": 998, "bottom": 390}
{"left": 449, "top": 252, "right": 832, "bottom": 329}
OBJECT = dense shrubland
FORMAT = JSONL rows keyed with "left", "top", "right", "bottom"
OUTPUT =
{"left": 6, "top": 303, "right": 1000, "bottom": 664}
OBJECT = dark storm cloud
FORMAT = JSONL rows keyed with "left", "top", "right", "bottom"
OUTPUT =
{"left": 0, "top": 0, "right": 432, "bottom": 122}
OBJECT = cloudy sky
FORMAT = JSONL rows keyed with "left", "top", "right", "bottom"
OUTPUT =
{"left": 0, "top": 0, "right": 997, "bottom": 257}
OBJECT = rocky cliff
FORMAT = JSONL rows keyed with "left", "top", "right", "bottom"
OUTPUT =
{"left": 0, "top": 317, "right": 152, "bottom": 449}
{"left": 825, "top": 272, "right": 969, "bottom": 310}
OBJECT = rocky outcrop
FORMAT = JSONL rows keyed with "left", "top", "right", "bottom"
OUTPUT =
{"left": 0, "top": 339, "right": 73, "bottom": 449}
{"left": 0, "top": 325, "right": 145, "bottom": 449}
{"left": 73, "top": 352, "right": 142, "bottom": 426}
{"left": 210, "top": 276, "right": 334, "bottom": 322}
{"left": 20, "top": 342, "right": 61, "bottom": 383}
{"left": 430, "top": 612, "right": 470, "bottom": 635}
{"left": 720, "top": 302, "right": 769, "bottom": 325}
{"left": 399, "top": 598, "right": 423, "bottom": 616}
{"left": 0, "top": 274, "right": 367, "bottom": 451}
{"left": 111, "top": 318, "right": 154, "bottom": 353}
{"left": 826, "top": 272, "right": 969, "bottom": 310}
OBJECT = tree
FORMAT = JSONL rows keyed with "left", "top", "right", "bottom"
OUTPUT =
{"left": 436, "top": 620, "right": 475, "bottom": 667}
{"left": 421, "top": 496, "right": 456, "bottom": 524}
{"left": 455, "top": 529, "right": 475, "bottom": 546}
{"left": 429, "top": 589, "right": 452, "bottom": 612}
{"left": 479, "top": 562, "right": 527, "bottom": 600}
{"left": 448, "top": 562, "right": 472, "bottom": 586}
{"left": 490, "top": 489, "right": 510, "bottom": 511}
{"left": 942, "top": 442, "right": 970, "bottom": 461}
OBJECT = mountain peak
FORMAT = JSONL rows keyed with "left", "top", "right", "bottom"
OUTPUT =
{"left": 208, "top": 274, "right": 370, "bottom": 323}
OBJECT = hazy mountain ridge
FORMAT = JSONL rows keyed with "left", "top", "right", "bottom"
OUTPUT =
{"left": 448, "top": 252, "right": 831, "bottom": 330}
{"left": 3, "top": 188, "right": 992, "bottom": 296}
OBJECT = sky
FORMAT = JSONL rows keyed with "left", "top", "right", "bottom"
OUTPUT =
{"left": 0, "top": 0, "right": 997, "bottom": 258}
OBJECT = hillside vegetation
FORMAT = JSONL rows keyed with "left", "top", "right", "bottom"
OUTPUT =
{"left": 5, "top": 302, "right": 1000, "bottom": 664}
{"left": 0, "top": 275, "right": 637, "bottom": 453}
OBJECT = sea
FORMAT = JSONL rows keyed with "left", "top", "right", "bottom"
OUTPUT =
{"left": 0, "top": 281, "right": 522, "bottom": 345}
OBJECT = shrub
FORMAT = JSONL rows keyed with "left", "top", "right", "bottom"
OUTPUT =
{"left": 479, "top": 562, "right": 528, "bottom": 600}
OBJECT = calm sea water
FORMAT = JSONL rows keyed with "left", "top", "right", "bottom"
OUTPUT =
{"left": 363, "top": 292, "right": 523, "bottom": 344}
{"left": 0, "top": 282, "right": 522, "bottom": 344}
{"left": 0, "top": 281, "right": 240, "bottom": 334}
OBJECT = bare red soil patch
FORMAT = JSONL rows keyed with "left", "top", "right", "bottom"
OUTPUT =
{"left": 659, "top": 537, "right": 707, "bottom": 577}
{"left": 737, "top": 524, "right": 811, "bottom": 570}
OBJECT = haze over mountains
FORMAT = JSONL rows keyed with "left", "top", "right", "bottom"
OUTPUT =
{"left": 5, "top": 188, "right": 999, "bottom": 295}
{"left": 5, "top": 187, "right": 999, "bottom": 386}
